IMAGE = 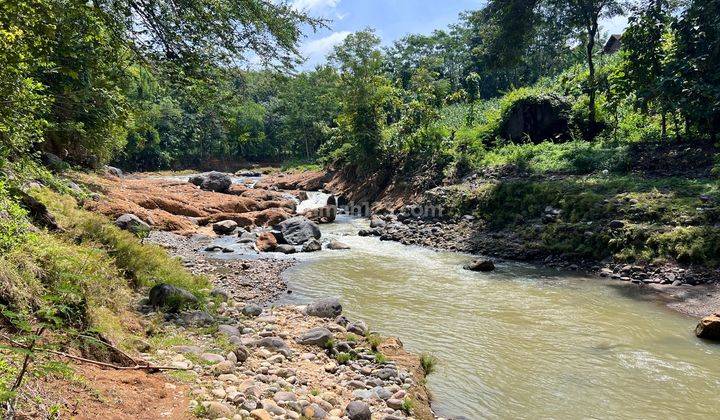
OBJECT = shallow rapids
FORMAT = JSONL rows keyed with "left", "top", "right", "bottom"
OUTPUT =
{"left": 276, "top": 216, "right": 720, "bottom": 419}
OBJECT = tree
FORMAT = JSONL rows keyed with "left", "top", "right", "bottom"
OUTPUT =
{"left": 549, "top": 0, "right": 626, "bottom": 130}
{"left": 671, "top": 0, "right": 720, "bottom": 139}
{"left": 620, "top": 0, "right": 673, "bottom": 138}
{"left": 324, "top": 29, "right": 397, "bottom": 166}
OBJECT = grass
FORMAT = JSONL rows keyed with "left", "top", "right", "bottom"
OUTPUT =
{"left": 32, "top": 188, "right": 210, "bottom": 297}
{"left": 366, "top": 334, "right": 381, "bottom": 352}
{"left": 374, "top": 352, "right": 387, "bottom": 364}
{"left": 419, "top": 353, "right": 437, "bottom": 375}
{"left": 401, "top": 397, "right": 414, "bottom": 415}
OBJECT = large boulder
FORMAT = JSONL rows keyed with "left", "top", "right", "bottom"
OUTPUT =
{"left": 296, "top": 327, "right": 333, "bottom": 347}
{"left": 275, "top": 244, "right": 297, "bottom": 254}
{"left": 464, "top": 259, "right": 496, "bottom": 272}
{"left": 189, "top": 171, "right": 232, "bottom": 193}
{"left": 115, "top": 214, "right": 151, "bottom": 235}
{"left": 303, "top": 205, "right": 337, "bottom": 224}
{"left": 256, "top": 232, "right": 278, "bottom": 252}
{"left": 695, "top": 313, "right": 720, "bottom": 340}
{"left": 213, "top": 220, "right": 238, "bottom": 235}
{"left": 274, "top": 216, "right": 321, "bottom": 245}
{"left": 305, "top": 297, "right": 342, "bottom": 318}
{"left": 498, "top": 94, "right": 571, "bottom": 144}
{"left": 104, "top": 165, "right": 124, "bottom": 178}
{"left": 148, "top": 284, "right": 198, "bottom": 312}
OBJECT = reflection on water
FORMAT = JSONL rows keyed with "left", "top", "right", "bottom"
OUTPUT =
{"left": 277, "top": 217, "right": 720, "bottom": 419}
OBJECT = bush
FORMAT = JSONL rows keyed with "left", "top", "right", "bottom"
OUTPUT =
{"left": 419, "top": 353, "right": 437, "bottom": 375}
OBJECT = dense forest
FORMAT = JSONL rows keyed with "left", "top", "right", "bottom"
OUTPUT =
{"left": 2, "top": 0, "right": 718, "bottom": 174}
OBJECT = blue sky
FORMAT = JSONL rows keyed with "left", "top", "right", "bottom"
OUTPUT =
{"left": 291, "top": 0, "right": 629, "bottom": 69}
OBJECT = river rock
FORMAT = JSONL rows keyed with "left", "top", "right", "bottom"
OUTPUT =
{"left": 115, "top": 214, "right": 151, "bottom": 235}
{"left": 275, "top": 244, "right": 297, "bottom": 254}
{"left": 256, "top": 232, "right": 278, "bottom": 252}
{"left": 296, "top": 327, "right": 333, "bottom": 347}
{"left": 203, "top": 401, "right": 233, "bottom": 419}
{"left": 104, "top": 165, "right": 124, "bottom": 178}
{"left": 242, "top": 303, "right": 262, "bottom": 317}
{"left": 210, "top": 287, "right": 229, "bottom": 301}
{"left": 302, "top": 239, "right": 322, "bottom": 252}
{"left": 305, "top": 297, "right": 342, "bottom": 318}
{"left": 346, "top": 401, "right": 371, "bottom": 420}
{"left": 347, "top": 320, "right": 368, "bottom": 336}
{"left": 369, "top": 216, "right": 386, "bottom": 228}
{"left": 148, "top": 283, "right": 197, "bottom": 312}
{"left": 189, "top": 171, "right": 232, "bottom": 193}
{"left": 251, "top": 337, "right": 293, "bottom": 357}
{"left": 695, "top": 313, "right": 720, "bottom": 340}
{"left": 464, "top": 258, "right": 496, "bottom": 272}
{"left": 213, "top": 220, "right": 238, "bottom": 234}
{"left": 327, "top": 239, "right": 350, "bottom": 250}
{"left": 239, "top": 231, "right": 258, "bottom": 243}
{"left": 218, "top": 324, "right": 240, "bottom": 337}
{"left": 274, "top": 216, "right": 321, "bottom": 245}
{"left": 233, "top": 345, "right": 250, "bottom": 363}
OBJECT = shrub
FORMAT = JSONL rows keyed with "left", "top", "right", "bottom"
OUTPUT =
{"left": 420, "top": 353, "right": 437, "bottom": 375}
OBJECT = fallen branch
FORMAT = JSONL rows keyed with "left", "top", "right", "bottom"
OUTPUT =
{"left": 0, "top": 334, "right": 188, "bottom": 372}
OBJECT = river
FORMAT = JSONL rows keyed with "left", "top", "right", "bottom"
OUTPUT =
{"left": 275, "top": 215, "right": 720, "bottom": 419}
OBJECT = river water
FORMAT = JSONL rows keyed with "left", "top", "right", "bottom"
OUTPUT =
{"left": 277, "top": 216, "right": 720, "bottom": 419}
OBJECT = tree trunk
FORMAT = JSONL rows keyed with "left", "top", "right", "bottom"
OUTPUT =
{"left": 587, "top": 22, "right": 598, "bottom": 133}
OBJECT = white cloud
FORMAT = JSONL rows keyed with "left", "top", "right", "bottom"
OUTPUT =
{"left": 291, "top": 0, "right": 340, "bottom": 12}
{"left": 301, "top": 31, "right": 351, "bottom": 59}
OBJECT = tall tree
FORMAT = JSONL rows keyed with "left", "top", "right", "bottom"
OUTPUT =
{"left": 549, "top": 0, "right": 626, "bottom": 130}
{"left": 620, "top": 0, "right": 673, "bottom": 137}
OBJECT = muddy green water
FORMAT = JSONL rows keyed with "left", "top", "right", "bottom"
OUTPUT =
{"left": 278, "top": 217, "right": 720, "bottom": 419}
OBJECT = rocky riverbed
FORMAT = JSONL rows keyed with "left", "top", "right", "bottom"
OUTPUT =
{"left": 79, "top": 170, "right": 437, "bottom": 419}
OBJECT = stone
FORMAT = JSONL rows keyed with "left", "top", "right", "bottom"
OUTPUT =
{"left": 695, "top": 313, "right": 720, "bottom": 340}
{"left": 305, "top": 297, "right": 342, "bottom": 318}
{"left": 210, "top": 287, "right": 229, "bottom": 301}
{"left": 274, "top": 216, "right": 321, "bottom": 245}
{"left": 204, "top": 401, "right": 233, "bottom": 419}
{"left": 326, "top": 239, "right": 351, "bottom": 250}
{"left": 233, "top": 345, "right": 249, "bottom": 363}
{"left": 386, "top": 398, "right": 404, "bottom": 410}
{"left": 238, "top": 231, "right": 258, "bottom": 243}
{"left": 463, "top": 258, "right": 496, "bottom": 272}
{"left": 201, "top": 353, "right": 225, "bottom": 363}
{"left": 301, "top": 239, "right": 322, "bottom": 253}
{"left": 296, "top": 327, "right": 333, "bottom": 347}
{"left": 242, "top": 303, "right": 262, "bottom": 317}
{"left": 273, "top": 391, "right": 297, "bottom": 403}
{"left": 218, "top": 324, "right": 240, "bottom": 337}
{"left": 212, "top": 360, "right": 236, "bottom": 375}
{"left": 190, "top": 171, "right": 232, "bottom": 193}
{"left": 256, "top": 232, "right": 278, "bottom": 252}
{"left": 369, "top": 216, "right": 386, "bottom": 229}
{"left": 347, "top": 320, "right": 367, "bottom": 336}
{"left": 104, "top": 165, "right": 124, "bottom": 178}
{"left": 213, "top": 220, "right": 238, "bottom": 235}
{"left": 249, "top": 408, "right": 272, "bottom": 420}
{"left": 115, "top": 214, "right": 151, "bottom": 235}
{"left": 148, "top": 284, "right": 197, "bottom": 312}
{"left": 250, "top": 337, "right": 293, "bottom": 357}
{"left": 171, "top": 345, "right": 202, "bottom": 355}
{"left": 346, "top": 401, "right": 371, "bottom": 420}
{"left": 275, "top": 244, "right": 297, "bottom": 254}
{"left": 177, "top": 310, "right": 213, "bottom": 326}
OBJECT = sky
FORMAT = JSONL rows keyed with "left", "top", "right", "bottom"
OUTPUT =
{"left": 291, "top": 0, "right": 630, "bottom": 69}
